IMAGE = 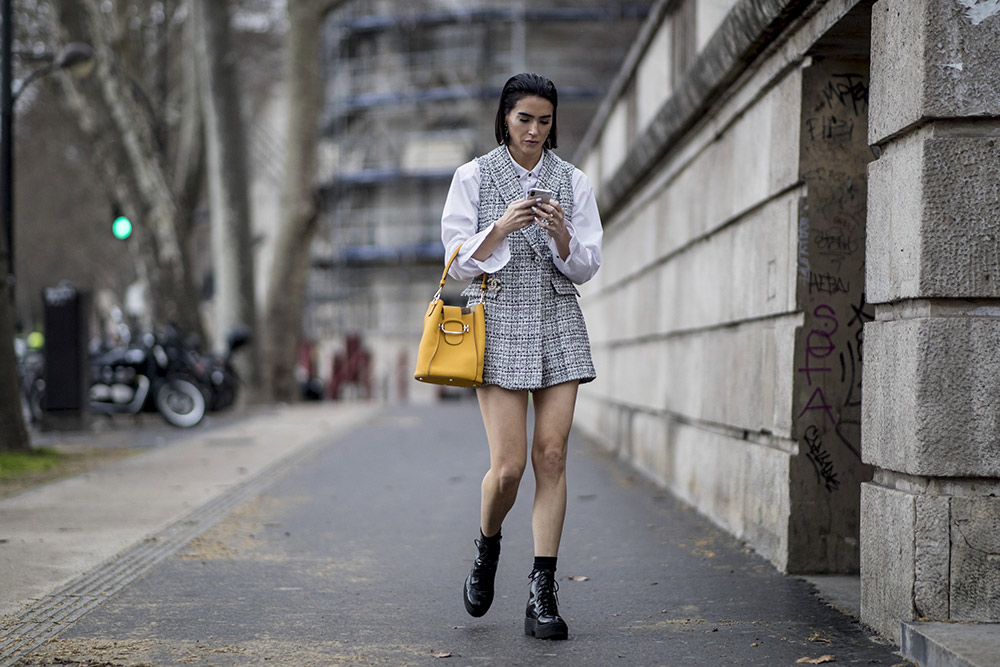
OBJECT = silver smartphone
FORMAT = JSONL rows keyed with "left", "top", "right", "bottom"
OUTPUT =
{"left": 527, "top": 187, "right": 552, "bottom": 203}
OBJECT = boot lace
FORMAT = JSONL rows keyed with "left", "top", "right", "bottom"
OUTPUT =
{"left": 530, "top": 569, "right": 560, "bottom": 616}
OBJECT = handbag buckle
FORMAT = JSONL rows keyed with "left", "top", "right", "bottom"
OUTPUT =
{"left": 440, "top": 323, "right": 469, "bottom": 335}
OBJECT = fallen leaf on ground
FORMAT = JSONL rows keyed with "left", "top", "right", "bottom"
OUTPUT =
{"left": 567, "top": 575, "right": 590, "bottom": 581}
{"left": 808, "top": 632, "right": 833, "bottom": 643}
{"left": 796, "top": 656, "right": 835, "bottom": 664}
{"left": 431, "top": 650, "right": 452, "bottom": 658}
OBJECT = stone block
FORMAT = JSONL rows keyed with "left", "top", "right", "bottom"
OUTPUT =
{"left": 865, "top": 130, "right": 925, "bottom": 301}
{"left": 867, "top": 127, "right": 1000, "bottom": 302}
{"left": 632, "top": 410, "right": 670, "bottom": 485}
{"left": 599, "top": 98, "right": 630, "bottom": 184}
{"left": 860, "top": 482, "right": 916, "bottom": 644}
{"left": 741, "top": 436, "right": 792, "bottom": 571}
{"left": 863, "top": 317, "right": 1000, "bottom": 476}
{"left": 870, "top": 0, "right": 1000, "bottom": 143}
{"left": 636, "top": 25, "right": 671, "bottom": 131}
{"left": 598, "top": 205, "right": 660, "bottom": 296}
{"left": 574, "top": 390, "right": 618, "bottom": 454}
{"left": 950, "top": 497, "right": 1000, "bottom": 620}
{"left": 902, "top": 621, "right": 1000, "bottom": 667}
{"left": 913, "top": 495, "right": 950, "bottom": 619}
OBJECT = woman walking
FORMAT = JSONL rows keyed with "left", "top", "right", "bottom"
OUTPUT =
{"left": 440, "top": 73, "right": 603, "bottom": 640}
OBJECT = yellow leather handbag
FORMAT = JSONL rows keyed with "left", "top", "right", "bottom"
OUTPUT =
{"left": 414, "top": 245, "right": 487, "bottom": 387}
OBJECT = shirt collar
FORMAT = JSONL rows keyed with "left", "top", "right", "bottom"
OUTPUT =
{"left": 506, "top": 147, "right": 544, "bottom": 181}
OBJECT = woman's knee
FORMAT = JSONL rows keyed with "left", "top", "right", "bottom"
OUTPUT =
{"left": 531, "top": 442, "right": 567, "bottom": 478}
{"left": 492, "top": 462, "right": 525, "bottom": 495}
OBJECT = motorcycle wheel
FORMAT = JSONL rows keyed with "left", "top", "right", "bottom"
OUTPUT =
{"left": 155, "top": 378, "right": 206, "bottom": 428}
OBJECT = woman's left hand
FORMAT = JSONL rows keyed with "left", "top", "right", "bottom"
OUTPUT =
{"left": 533, "top": 200, "right": 570, "bottom": 246}
{"left": 533, "top": 200, "right": 572, "bottom": 260}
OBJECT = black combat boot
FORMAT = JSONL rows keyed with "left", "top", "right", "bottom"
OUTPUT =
{"left": 524, "top": 568, "right": 568, "bottom": 640}
{"left": 463, "top": 531, "right": 501, "bottom": 617}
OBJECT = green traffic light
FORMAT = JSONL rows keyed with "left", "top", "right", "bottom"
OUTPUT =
{"left": 112, "top": 215, "right": 132, "bottom": 240}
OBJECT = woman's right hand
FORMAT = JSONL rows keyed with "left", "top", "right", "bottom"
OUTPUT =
{"left": 471, "top": 198, "right": 537, "bottom": 262}
{"left": 494, "top": 198, "right": 539, "bottom": 237}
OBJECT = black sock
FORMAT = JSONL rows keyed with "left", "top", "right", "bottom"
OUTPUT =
{"left": 480, "top": 528, "right": 502, "bottom": 544}
{"left": 533, "top": 556, "right": 557, "bottom": 572}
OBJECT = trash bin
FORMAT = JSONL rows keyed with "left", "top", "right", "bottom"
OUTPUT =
{"left": 42, "top": 284, "right": 90, "bottom": 428}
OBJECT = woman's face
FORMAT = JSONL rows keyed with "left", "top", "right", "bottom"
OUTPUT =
{"left": 505, "top": 95, "right": 554, "bottom": 165}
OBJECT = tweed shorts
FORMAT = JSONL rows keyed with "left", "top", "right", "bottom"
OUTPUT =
{"left": 471, "top": 277, "right": 596, "bottom": 391}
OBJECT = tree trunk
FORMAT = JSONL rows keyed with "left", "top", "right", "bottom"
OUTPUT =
{"left": 0, "top": 238, "right": 29, "bottom": 452}
{"left": 262, "top": 0, "right": 344, "bottom": 402}
{"left": 0, "top": 0, "right": 29, "bottom": 451}
{"left": 49, "top": 0, "right": 203, "bottom": 338}
{"left": 193, "top": 0, "right": 258, "bottom": 387}
{"left": 173, "top": 0, "right": 206, "bottom": 300}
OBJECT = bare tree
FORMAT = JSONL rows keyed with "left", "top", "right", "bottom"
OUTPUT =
{"left": 49, "top": 0, "right": 203, "bottom": 337}
{"left": 192, "top": 0, "right": 258, "bottom": 385}
{"left": 261, "top": 0, "right": 346, "bottom": 401}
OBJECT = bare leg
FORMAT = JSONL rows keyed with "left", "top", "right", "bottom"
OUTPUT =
{"left": 476, "top": 384, "right": 529, "bottom": 536}
{"left": 529, "top": 381, "right": 578, "bottom": 557}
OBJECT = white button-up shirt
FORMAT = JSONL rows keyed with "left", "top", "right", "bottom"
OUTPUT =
{"left": 441, "top": 149, "right": 603, "bottom": 284}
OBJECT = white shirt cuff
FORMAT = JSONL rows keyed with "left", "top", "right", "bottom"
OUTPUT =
{"left": 452, "top": 223, "right": 511, "bottom": 278}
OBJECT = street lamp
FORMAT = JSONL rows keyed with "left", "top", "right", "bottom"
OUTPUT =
{"left": 1, "top": 0, "right": 94, "bottom": 297}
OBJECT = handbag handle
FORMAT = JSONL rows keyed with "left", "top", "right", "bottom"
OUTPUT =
{"left": 433, "top": 244, "right": 488, "bottom": 302}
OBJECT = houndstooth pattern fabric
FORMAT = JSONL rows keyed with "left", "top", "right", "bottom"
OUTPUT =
{"left": 460, "top": 146, "right": 596, "bottom": 390}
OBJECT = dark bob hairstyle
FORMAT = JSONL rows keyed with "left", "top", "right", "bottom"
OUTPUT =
{"left": 494, "top": 73, "right": 559, "bottom": 149}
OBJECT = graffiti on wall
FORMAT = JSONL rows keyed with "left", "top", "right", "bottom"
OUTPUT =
{"left": 805, "top": 72, "right": 869, "bottom": 145}
{"left": 803, "top": 425, "right": 838, "bottom": 492}
{"left": 796, "top": 64, "right": 873, "bottom": 493}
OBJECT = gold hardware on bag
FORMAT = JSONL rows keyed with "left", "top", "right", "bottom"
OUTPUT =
{"left": 413, "top": 244, "right": 488, "bottom": 387}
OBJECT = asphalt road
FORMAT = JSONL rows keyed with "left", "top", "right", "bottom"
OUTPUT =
{"left": 15, "top": 402, "right": 909, "bottom": 666}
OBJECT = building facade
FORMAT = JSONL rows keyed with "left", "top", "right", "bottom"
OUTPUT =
{"left": 573, "top": 0, "right": 1000, "bottom": 645}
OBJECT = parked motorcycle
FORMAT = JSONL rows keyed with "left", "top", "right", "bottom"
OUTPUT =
{"left": 197, "top": 325, "right": 252, "bottom": 412}
{"left": 89, "top": 328, "right": 207, "bottom": 428}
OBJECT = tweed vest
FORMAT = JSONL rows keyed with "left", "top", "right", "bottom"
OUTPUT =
{"left": 460, "top": 146, "right": 577, "bottom": 298}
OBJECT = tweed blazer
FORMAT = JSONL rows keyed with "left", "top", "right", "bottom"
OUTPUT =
{"left": 460, "top": 146, "right": 596, "bottom": 390}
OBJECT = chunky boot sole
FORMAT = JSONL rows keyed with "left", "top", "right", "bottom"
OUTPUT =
{"left": 524, "top": 616, "right": 568, "bottom": 640}
{"left": 463, "top": 575, "right": 493, "bottom": 617}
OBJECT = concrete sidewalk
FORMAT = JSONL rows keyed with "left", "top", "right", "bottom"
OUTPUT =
{"left": 0, "top": 403, "right": 380, "bottom": 621}
{"left": 2, "top": 402, "right": 912, "bottom": 666}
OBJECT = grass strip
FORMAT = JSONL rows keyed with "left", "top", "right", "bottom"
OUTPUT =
{"left": 0, "top": 448, "right": 64, "bottom": 479}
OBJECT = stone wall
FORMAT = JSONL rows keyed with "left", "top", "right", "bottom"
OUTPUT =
{"left": 574, "top": 0, "right": 1000, "bottom": 642}
{"left": 861, "top": 0, "right": 1000, "bottom": 643}
{"left": 575, "top": 0, "right": 875, "bottom": 574}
